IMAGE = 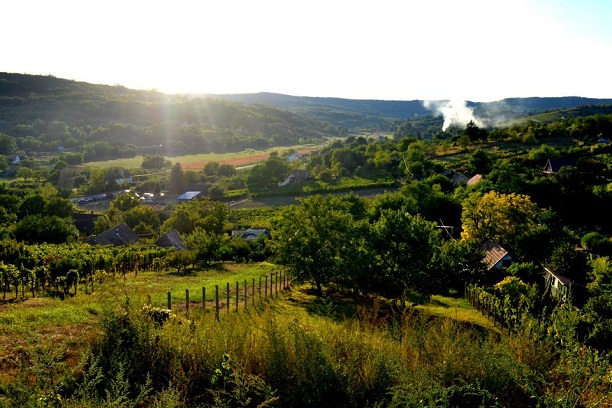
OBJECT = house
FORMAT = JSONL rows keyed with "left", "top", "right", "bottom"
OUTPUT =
{"left": 278, "top": 169, "right": 308, "bottom": 186}
{"left": 466, "top": 174, "right": 482, "bottom": 186}
{"left": 543, "top": 266, "right": 572, "bottom": 302}
{"left": 7, "top": 154, "right": 20, "bottom": 165}
{"left": 233, "top": 228, "right": 271, "bottom": 241}
{"left": 543, "top": 157, "right": 576, "bottom": 174}
{"left": 287, "top": 153, "right": 303, "bottom": 163}
{"left": 72, "top": 212, "right": 101, "bottom": 236}
{"left": 445, "top": 171, "right": 469, "bottom": 186}
{"left": 156, "top": 230, "right": 186, "bottom": 250}
{"left": 177, "top": 191, "right": 201, "bottom": 202}
{"left": 85, "top": 223, "right": 140, "bottom": 246}
{"left": 482, "top": 239, "right": 513, "bottom": 270}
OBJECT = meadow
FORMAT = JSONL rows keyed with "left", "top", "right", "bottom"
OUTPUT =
{"left": 1, "top": 262, "right": 609, "bottom": 407}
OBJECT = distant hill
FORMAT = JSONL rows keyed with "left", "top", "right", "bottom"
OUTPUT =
{"left": 0, "top": 73, "right": 343, "bottom": 159}
{"left": 208, "top": 92, "right": 612, "bottom": 130}
{"left": 2, "top": 72, "right": 612, "bottom": 162}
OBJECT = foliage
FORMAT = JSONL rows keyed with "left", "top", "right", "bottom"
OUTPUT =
{"left": 269, "top": 195, "right": 365, "bottom": 293}
{"left": 461, "top": 190, "right": 540, "bottom": 251}
{"left": 161, "top": 198, "right": 228, "bottom": 235}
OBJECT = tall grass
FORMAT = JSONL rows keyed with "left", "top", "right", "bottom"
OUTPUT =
{"left": 33, "top": 294, "right": 608, "bottom": 407}
{"left": 1, "top": 281, "right": 611, "bottom": 406}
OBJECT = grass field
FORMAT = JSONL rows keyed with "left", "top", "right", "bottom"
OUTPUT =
{"left": 0, "top": 262, "right": 492, "bottom": 380}
{"left": 85, "top": 145, "right": 322, "bottom": 170}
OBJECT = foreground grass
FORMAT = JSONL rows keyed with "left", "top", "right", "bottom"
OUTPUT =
{"left": 0, "top": 268, "right": 610, "bottom": 407}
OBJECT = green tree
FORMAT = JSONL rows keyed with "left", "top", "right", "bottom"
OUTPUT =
{"left": 269, "top": 195, "right": 365, "bottom": 294}
{"left": 16, "top": 167, "right": 35, "bottom": 181}
{"left": 19, "top": 194, "right": 47, "bottom": 216}
{"left": 245, "top": 155, "right": 290, "bottom": 192}
{"left": 45, "top": 196, "right": 74, "bottom": 218}
{"left": 370, "top": 210, "right": 442, "bottom": 300}
{"left": 124, "top": 205, "right": 160, "bottom": 231}
{"left": 161, "top": 199, "right": 228, "bottom": 235}
{"left": 547, "top": 242, "right": 590, "bottom": 285}
{"left": 183, "top": 228, "right": 228, "bottom": 265}
{"left": 14, "top": 214, "right": 78, "bottom": 244}
{"left": 141, "top": 155, "right": 170, "bottom": 169}
{"left": 0, "top": 133, "right": 17, "bottom": 155}
{"left": 465, "top": 149, "right": 493, "bottom": 175}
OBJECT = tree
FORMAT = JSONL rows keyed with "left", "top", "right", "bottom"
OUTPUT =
{"left": 547, "top": 242, "right": 590, "bottom": 285}
{"left": 465, "top": 149, "right": 493, "bottom": 175}
{"left": 245, "top": 155, "right": 290, "bottom": 192}
{"left": 0, "top": 133, "right": 17, "bottom": 155}
{"left": 14, "top": 214, "right": 78, "bottom": 244}
{"left": 169, "top": 162, "right": 186, "bottom": 194}
{"left": 124, "top": 205, "right": 160, "bottom": 231}
{"left": 45, "top": 196, "right": 74, "bottom": 218}
{"left": 141, "top": 155, "right": 170, "bottom": 169}
{"left": 161, "top": 199, "right": 228, "bottom": 235}
{"left": 463, "top": 120, "right": 488, "bottom": 142}
{"left": 461, "top": 191, "right": 540, "bottom": 250}
{"left": 16, "top": 167, "right": 35, "bottom": 181}
{"left": 183, "top": 228, "right": 228, "bottom": 265}
{"left": 369, "top": 210, "right": 442, "bottom": 300}
{"left": 269, "top": 195, "right": 365, "bottom": 294}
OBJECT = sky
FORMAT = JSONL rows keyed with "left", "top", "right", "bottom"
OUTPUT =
{"left": 3, "top": 0, "right": 612, "bottom": 102}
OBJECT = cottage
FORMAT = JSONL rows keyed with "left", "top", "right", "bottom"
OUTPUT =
{"left": 543, "top": 157, "right": 576, "bottom": 175}
{"left": 85, "top": 223, "right": 140, "bottom": 246}
{"left": 278, "top": 169, "right": 308, "bottom": 186}
{"left": 7, "top": 154, "right": 20, "bottom": 165}
{"left": 72, "top": 212, "right": 101, "bottom": 236}
{"left": 543, "top": 266, "right": 572, "bottom": 302}
{"left": 156, "top": 230, "right": 186, "bottom": 250}
{"left": 233, "top": 228, "right": 271, "bottom": 241}
{"left": 482, "top": 239, "right": 513, "bottom": 270}
{"left": 466, "top": 174, "right": 482, "bottom": 186}
{"left": 287, "top": 153, "right": 303, "bottom": 163}
{"left": 177, "top": 191, "right": 201, "bottom": 202}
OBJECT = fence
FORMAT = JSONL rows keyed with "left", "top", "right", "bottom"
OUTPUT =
{"left": 157, "top": 270, "right": 290, "bottom": 320}
{"left": 464, "top": 283, "right": 520, "bottom": 334}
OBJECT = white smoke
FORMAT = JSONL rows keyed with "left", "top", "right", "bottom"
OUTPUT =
{"left": 423, "top": 100, "right": 485, "bottom": 131}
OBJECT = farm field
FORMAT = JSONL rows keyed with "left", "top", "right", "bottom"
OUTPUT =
{"left": 84, "top": 145, "right": 322, "bottom": 170}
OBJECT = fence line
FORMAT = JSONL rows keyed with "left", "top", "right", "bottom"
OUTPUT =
{"left": 465, "top": 283, "right": 514, "bottom": 334}
{"left": 157, "top": 270, "right": 290, "bottom": 320}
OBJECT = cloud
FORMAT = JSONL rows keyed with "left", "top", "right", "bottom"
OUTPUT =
{"left": 423, "top": 100, "right": 485, "bottom": 131}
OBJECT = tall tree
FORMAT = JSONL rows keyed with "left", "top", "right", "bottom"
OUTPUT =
{"left": 169, "top": 162, "right": 186, "bottom": 194}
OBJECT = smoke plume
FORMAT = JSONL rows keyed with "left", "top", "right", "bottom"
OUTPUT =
{"left": 423, "top": 100, "right": 485, "bottom": 131}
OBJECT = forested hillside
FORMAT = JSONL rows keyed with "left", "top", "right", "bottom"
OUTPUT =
{"left": 208, "top": 91, "right": 612, "bottom": 130}
{"left": 0, "top": 72, "right": 343, "bottom": 161}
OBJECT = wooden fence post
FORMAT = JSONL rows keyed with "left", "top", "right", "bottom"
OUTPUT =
{"left": 202, "top": 287, "right": 206, "bottom": 311}
{"left": 215, "top": 285, "right": 219, "bottom": 321}
{"left": 226, "top": 282, "right": 230, "bottom": 314}
{"left": 276, "top": 271, "right": 279, "bottom": 295}
{"left": 236, "top": 281, "right": 239, "bottom": 313}
{"left": 252, "top": 278, "right": 255, "bottom": 306}
{"left": 259, "top": 277, "right": 262, "bottom": 301}
{"left": 167, "top": 291, "right": 171, "bottom": 310}
{"left": 186, "top": 289, "right": 190, "bottom": 317}
{"left": 265, "top": 276, "right": 268, "bottom": 298}
{"left": 244, "top": 280, "right": 247, "bottom": 309}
